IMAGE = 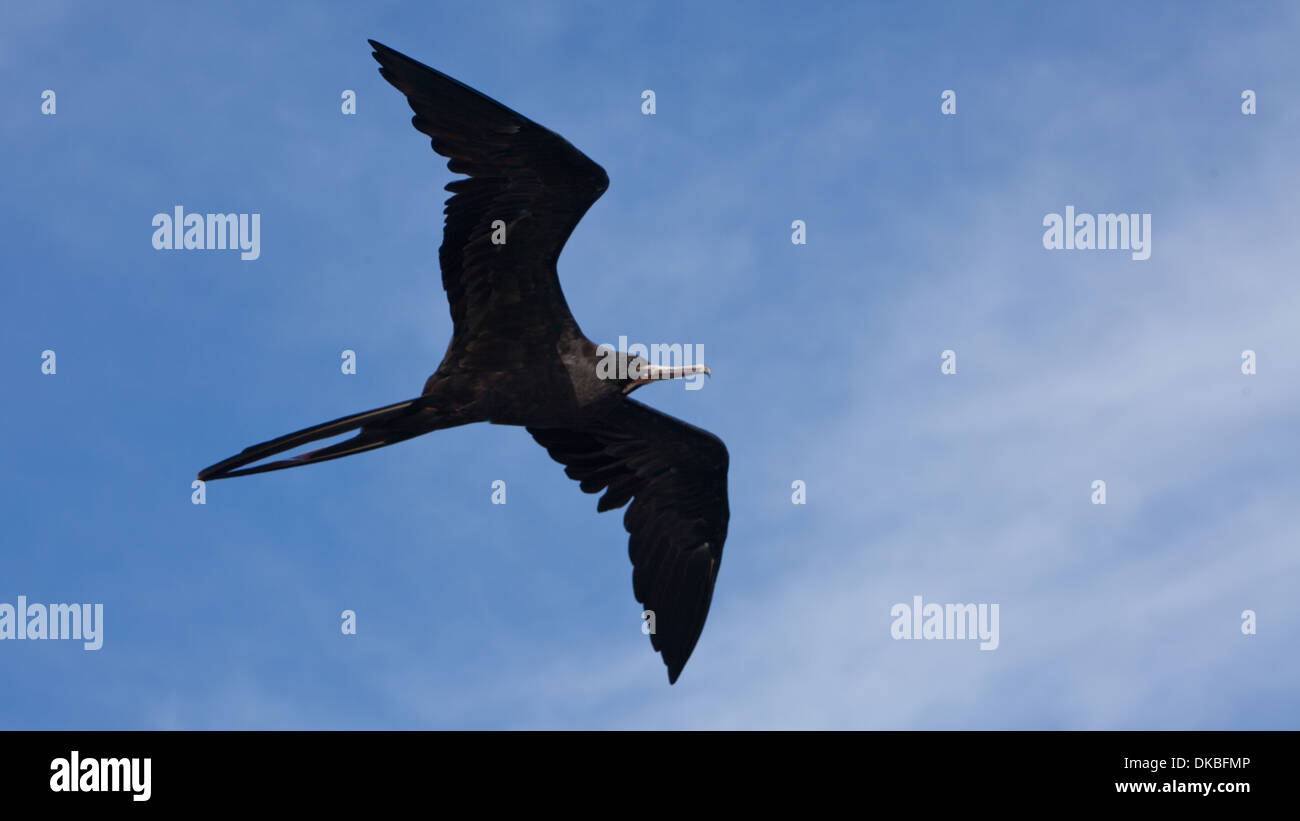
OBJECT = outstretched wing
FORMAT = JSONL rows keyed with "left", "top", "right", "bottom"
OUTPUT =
{"left": 369, "top": 40, "right": 608, "bottom": 363}
{"left": 528, "top": 399, "right": 730, "bottom": 683}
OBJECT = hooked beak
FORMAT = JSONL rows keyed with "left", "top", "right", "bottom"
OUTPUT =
{"left": 624, "top": 363, "right": 711, "bottom": 393}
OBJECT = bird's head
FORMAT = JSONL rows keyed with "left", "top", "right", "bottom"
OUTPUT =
{"left": 607, "top": 352, "right": 711, "bottom": 394}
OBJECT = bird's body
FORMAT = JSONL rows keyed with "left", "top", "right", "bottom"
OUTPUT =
{"left": 425, "top": 334, "right": 620, "bottom": 427}
{"left": 199, "top": 41, "right": 730, "bottom": 684}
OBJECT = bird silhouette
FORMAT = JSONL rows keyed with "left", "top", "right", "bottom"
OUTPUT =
{"left": 198, "top": 40, "right": 730, "bottom": 684}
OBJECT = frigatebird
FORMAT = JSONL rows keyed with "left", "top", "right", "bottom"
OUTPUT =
{"left": 198, "top": 41, "right": 729, "bottom": 684}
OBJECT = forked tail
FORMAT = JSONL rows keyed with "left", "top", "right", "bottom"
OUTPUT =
{"left": 197, "top": 396, "right": 442, "bottom": 480}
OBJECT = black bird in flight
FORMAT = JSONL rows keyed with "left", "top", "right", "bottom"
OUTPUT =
{"left": 198, "top": 41, "right": 729, "bottom": 684}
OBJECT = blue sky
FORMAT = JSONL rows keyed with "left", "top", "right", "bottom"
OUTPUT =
{"left": 1, "top": 1, "right": 1296, "bottom": 728}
